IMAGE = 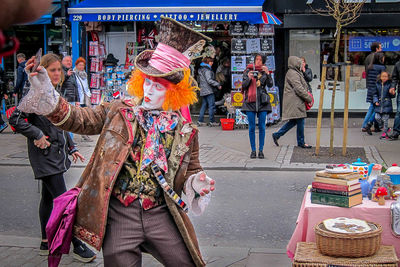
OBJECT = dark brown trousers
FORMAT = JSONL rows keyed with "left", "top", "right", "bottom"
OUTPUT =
{"left": 103, "top": 196, "right": 195, "bottom": 267}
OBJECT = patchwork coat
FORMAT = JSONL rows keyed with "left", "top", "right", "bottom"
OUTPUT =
{"left": 46, "top": 97, "right": 205, "bottom": 267}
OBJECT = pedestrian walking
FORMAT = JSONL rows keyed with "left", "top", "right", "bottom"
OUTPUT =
{"left": 13, "top": 53, "right": 29, "bottom": 103}
{"left": 389, "top": 58, "right": 400, "bottom": 140}
{"left": 373, "top": 71, "right": 395, "bottom": 139}
{"left": 241, "top": 54, "right": 273, "bottom": 159}
{"left": 18, "top": 17, "right": 215, "bottom": 267}
{"left": 301, "top": 57, "right": 313, "bottom": 93}
{"left": 0, "top": 66, "right": 8, "bottom": 132}
{"left": 363, "top": 52, "right": 386, "bottom": 135}
{"left": 272, "top": 56, "right": 313, "bottom": 149}
{"left": 9, "top": 53, "right": 96, "bottom": 262}
{"left": 197, "top": 56, "right": 221, "bottom": 127}
{"left": 74, "top": 57, "right": 93, "bottom": 142}
{"left": 61, "top": 55, "right": 79, "bottom": 142}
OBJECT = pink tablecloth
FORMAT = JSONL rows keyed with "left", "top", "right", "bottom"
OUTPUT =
{"left": 287, "top": 186, "right": 400, "bottom": 260}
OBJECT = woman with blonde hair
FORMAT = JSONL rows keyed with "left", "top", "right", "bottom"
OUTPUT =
{"left": 9, "top": 53, "right": 96, "bottom": 262}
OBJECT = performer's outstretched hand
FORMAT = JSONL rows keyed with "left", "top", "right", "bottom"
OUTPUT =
{"left": 18, "top": 56, "right": 60, "bottom": 115}
{"left": 192, "top": 172, "right": 215, "bottom": 197}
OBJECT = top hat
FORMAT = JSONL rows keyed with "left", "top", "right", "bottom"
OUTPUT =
{"left": 135, "top": 16, "right": 211, "bottom": 84}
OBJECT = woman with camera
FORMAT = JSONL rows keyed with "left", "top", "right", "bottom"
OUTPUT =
{"left": 241, "top": 54, "right": 273, "bottom": 159}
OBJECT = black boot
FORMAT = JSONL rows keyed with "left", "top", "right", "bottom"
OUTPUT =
{"left": 258, "top": 151, "right": 264, "bottom": 159}
{"left": 250, "top": 151, "right": 257, "bottom": 159}
{"left": 365, "top": 123, "right": 372, "bottom": 135}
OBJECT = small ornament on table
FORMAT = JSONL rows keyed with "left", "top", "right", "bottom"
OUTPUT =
{"left": 376, "top": 187, "right": 388, "bottom": 205}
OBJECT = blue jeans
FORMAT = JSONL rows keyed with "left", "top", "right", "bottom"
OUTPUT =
{"left": 198, "top": 94, "right": 215, "bottom": 123}
{"left": 362, "top": 103, "right": 375, "bottom": 128}
{"left": 273, "top": 118, "right": 305, "bottom": 146}
{"left": 247, "top": 111, "right": 268, "bottom": 152}
{"left": 393, "top": 97, "right": 400, "bottom": 134}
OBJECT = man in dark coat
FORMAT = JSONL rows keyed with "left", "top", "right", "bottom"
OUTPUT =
{"left": 14, "top": 53, "right": 29, "bottom": 103}
{"left": 389, "top": 59, "right": 400, "bottom": 140}
{"left": 61, "top": 56, "right": 79, "bottom": 104}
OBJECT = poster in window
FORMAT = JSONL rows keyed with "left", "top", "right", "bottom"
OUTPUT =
{"left": 231, "top": 56, "right": 247, "bottom": 72}
{"left": 229, "top": 22, "right": 246, "bottom": 36}
{"left": 245, "top": 24, "right": 258, "bottom": 36}
{"left": 260, "top": 38, "right": 274, "bottom": 54}
{"left": 259, "top": 24, "right": 275, "bottom": 36}
{"left": 231, "top": 38, "right": 247, "bottom": 54}
{"left": 246, "top": 38, "right": 261, "bottom": 54}
{"left": 231, "top": 74, "right": 243, "bottom": 91}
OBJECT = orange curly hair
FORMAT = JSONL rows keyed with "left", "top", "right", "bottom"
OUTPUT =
{"left": 127, "top": 69, "right": 199, "bottom": 111}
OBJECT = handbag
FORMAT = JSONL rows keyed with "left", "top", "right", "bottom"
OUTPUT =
{"left": 305, "top": 91, "right": 314, "bottom": 111}
{"left": 260, "top": 89, "right": 270, "bottom": 105}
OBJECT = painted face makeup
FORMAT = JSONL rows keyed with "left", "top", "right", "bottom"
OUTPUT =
{"left": 142, "top": 78, "right": 167, "bottom": 110}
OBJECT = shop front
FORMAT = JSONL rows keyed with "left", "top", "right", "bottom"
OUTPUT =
{"left": 264, "top": 0, "right": 400, "bottom": 112}
{"left": 68, "top": 0, "right": 282, "bottom": 122}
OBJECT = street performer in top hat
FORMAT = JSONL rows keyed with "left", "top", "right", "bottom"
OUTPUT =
{"left": 18, "top": 17, "right": 215, "bottom": 267}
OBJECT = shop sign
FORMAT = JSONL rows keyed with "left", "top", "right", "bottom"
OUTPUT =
{"left": 231, "top": 38, "right": 247, "bottom": 54}
{"left": 349, "top": 36, "right": 400, "bottom": 52}
{"left": 70, "top": 12, "right": 262, "bottom": 23}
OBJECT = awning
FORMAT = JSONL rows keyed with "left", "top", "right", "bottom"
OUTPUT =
{"left": 29, "top": 4, "right": 61, "bottom": 25}
{"left": 68, "top": 0, "right": 271, "bottom": 24}
{"left": 261, "top": 12, "right": 282, "bottom": 25}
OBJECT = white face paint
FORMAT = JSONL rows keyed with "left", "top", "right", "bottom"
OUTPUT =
{"left": 142, "top": 78, "right": 167, "bottom": 110}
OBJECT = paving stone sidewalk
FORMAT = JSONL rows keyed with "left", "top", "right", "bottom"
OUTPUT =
{"left": 0, "top": 118, "right": 398, "bottom": 170}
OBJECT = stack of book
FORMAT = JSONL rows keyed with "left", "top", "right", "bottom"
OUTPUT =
{"left": 311, "top": 170, "right": 362, "bottom": 208}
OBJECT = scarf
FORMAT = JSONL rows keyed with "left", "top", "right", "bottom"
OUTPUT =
{"left": 73, "top": 67, "right": 87, "bottom": 80}
{"left": 246, "top": 64, "right": 263, "bottom": 103}
{"left": 133, "top": 106, "right": 179, "bottom": 173}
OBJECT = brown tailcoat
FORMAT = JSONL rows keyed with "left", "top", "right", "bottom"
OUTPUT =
{"left": 47, "top": 97, "right": 205, "bottom": 267}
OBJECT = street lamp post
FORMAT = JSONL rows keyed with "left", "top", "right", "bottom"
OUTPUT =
{"left": 61, "top": 0, "right": 67, "bottom": 54}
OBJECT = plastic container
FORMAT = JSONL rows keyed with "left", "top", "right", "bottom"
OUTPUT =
{"left": 220, "top": 118, "right": 234, "bottom": 131}
{"left": 386, "top": 163, "right": 400, "bottom": 185}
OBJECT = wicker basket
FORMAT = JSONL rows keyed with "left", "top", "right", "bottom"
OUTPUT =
{"left": 314, "top": 221, "right": 382, "bottom": 257}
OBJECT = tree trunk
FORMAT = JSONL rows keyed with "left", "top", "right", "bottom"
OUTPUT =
{"left": 342, "top": 62, "right": 351, "bottom": 156}
{"left": 329, "top": 25, "right": 342, "bottom": 155}
{"left": 316, "top": 61, "right": 328, "bottom": 156}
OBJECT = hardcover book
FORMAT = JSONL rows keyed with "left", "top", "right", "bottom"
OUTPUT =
{"left": 315, "top": 170, "right": 360, "bottom": 180}
{"left": 313, "top": 176, "right": 360, "bottom": 186}
{"left": 311, "top": 187, "right": 362, "bottom": 197}
{"left": 311, "top": 192, "right": 363, "bottom": 208}
{"left": 312, "top": 181, "right": 361, "bottom": 192}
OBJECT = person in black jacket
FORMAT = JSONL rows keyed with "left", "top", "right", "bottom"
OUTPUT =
{"left": 362, "top": 52, "right": 386, "bottom": 135}
{"left": 301, "top": 57, "right": 313, "bottom": 93}
{"left": 241, "top": 54, "right": 273, "bottom": 159}
{"left": 0, "top": 66, "right": 8, "bottom": 132}
{"left": 9, "top": 53, "right": 96, "bottom": 262}
{"left": 389, "top": 59, "right": 400, "bottom": 140}
{"left": 13, "top": 53, "right": 29, "bottom": 103}
{"left": 61, "top": 55, "right": 79, "bottom": 104}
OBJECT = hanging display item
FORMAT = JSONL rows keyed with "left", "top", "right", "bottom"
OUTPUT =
{"left": 231, "top": 38, "right": 247, "bottom": 54}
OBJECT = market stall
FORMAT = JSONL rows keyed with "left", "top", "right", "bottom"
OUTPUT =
{"left": 287, "top": 163, "right": 400, "bottom": 266}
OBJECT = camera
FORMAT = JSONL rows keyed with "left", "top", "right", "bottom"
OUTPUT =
{"left": 252, "top": 71, "right": 259, "bottom": 77}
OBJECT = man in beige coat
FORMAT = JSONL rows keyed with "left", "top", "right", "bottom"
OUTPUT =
{"left": 272, "top": 56, "right": 313, "bottom": 148}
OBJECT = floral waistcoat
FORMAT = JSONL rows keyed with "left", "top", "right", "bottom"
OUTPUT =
{"left": 112, "top": 126, "right": 175, "bottom": 210}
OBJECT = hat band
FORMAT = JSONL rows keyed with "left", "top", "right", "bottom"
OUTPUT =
{"left": 148, "top": 43, "right": 191, "bottom": 73}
